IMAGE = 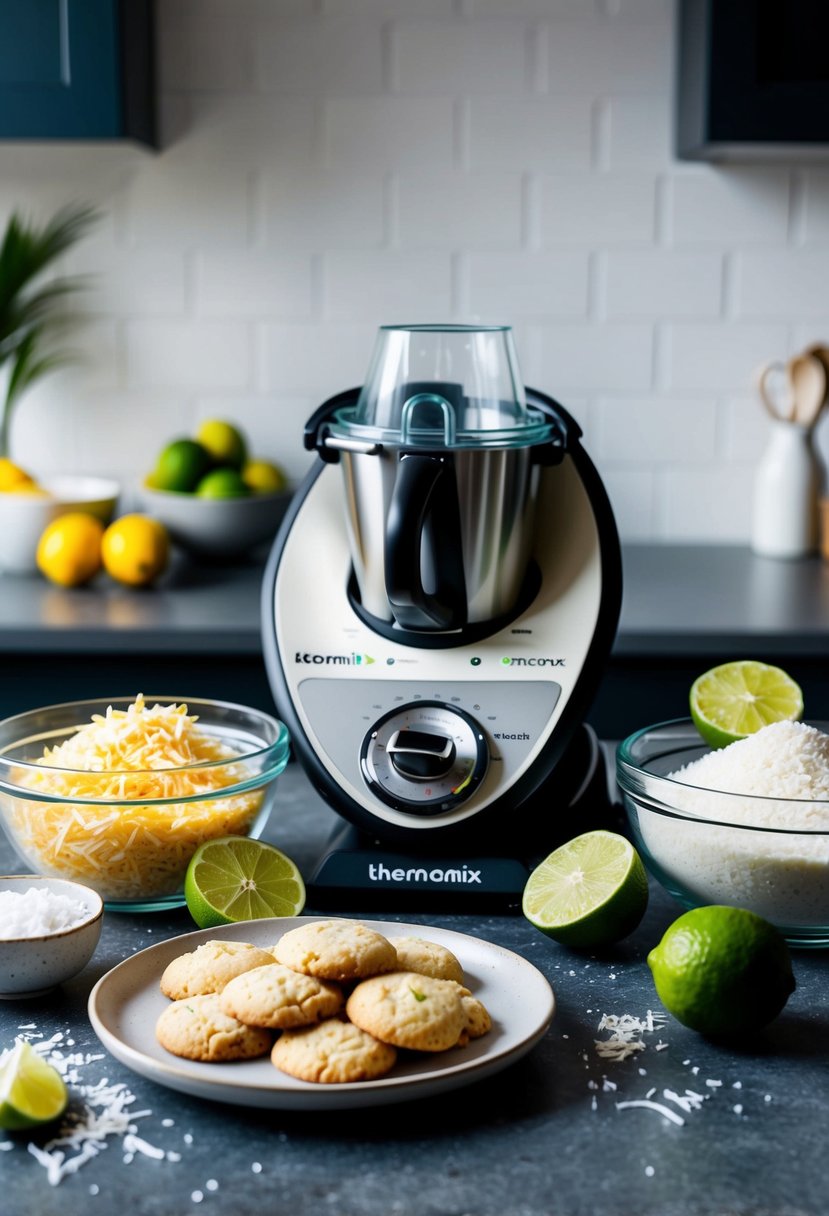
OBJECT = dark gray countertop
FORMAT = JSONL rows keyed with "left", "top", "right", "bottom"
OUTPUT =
{"left": 1, "top": 761, "right": 827, "bottom": 1216}
{"left": 2, "top": 544, "right": 829, "bottom": 657}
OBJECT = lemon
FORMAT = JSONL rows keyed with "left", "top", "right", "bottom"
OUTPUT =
{"left": 102, "top": 514, "right": 170, "bottom": 587}
{"left": 242, "top": 459, "right": 288, "bottom": 495}
{"left": 184, "top": 836, "right": 306, "bottom": 929}
{"left": 152, "top": 439, "right": 211, "bottom": 493}
{"left": 36, "top": 512, "right": 104, "bottom": 587}
{"left": 196, "top": 420, "right": 248, "bottom": 470}
{"left": 0, "top": 1040, "right": 68, "bottom": 1131}
{"left": 0, "top": 458, "right": 37, "bottom": 493}
{"left": 648, "top": 906, "right": 795, "bottom": 1037}
{"left": 195, "top": 467, "right": 250, "bottom": 498}
{"left": 690, "top": 660, "right": 804, "bottom": 750}
{"left": 522, "top": 830, "right": 649, "bottom": 949}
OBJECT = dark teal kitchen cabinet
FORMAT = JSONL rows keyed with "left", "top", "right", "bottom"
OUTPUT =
{"left": 0, "top": 0, "right": 155, "bottom": 146}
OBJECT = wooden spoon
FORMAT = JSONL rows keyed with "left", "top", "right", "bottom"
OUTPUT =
{"left": 787, "top": 352, "right": 827, "bottom": 430}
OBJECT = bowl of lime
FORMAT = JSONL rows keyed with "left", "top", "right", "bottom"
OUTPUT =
{"left": 139, "top": 421, "right": 292, "bottom": 560}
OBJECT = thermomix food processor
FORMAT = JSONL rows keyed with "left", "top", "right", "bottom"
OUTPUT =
{"left": 262, "top": 324, "right": 622, "bottom": 909}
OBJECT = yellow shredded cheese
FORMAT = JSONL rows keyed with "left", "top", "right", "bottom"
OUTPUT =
{"left": 3, "top": 696, "right": 264, "bottom": 901}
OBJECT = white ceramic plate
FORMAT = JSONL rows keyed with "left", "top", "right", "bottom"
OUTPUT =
{"left": 88, "top": 917, "right": 555, "bottom": 1111}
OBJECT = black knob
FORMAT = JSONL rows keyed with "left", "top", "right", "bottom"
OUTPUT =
{"left": 387, "top": 729, "right": 456, "bottom": 781}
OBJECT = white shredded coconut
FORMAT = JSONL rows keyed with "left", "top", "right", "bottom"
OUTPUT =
{"left": 594, "top": 1011, "right": 667, "bottom": 1062}
{"left": 0, "top": 888, "right": 90, "bottom": 939}
{"left": 638, "top": 720, "right": 829, "bottom": 924}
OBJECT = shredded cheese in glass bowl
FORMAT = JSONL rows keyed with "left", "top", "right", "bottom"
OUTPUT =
{"left": 0, "top": 695, "right": 290, "bottom": 911}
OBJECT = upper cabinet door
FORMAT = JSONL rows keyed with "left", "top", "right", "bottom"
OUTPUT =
{"left": 0, "top": 0, "right": 156, "bottom": 147}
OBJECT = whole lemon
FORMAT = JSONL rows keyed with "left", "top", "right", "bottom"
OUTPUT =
{"left": 102, "top": 514, "right": 170, "bottom": 587}
{"left": 648, "top": 905, "right": 795, "bottom": 1038}
{"left": 242, "top": 459, "right": 288, "bottom": 495}
{"left": 152, "top": 439, "right": 211, "bottom": 493}
{"left": 36, "top": 513, "right": 104, "bottom": 587}
{"left": 0, "top": 457, "right": 37, "bottom": 493}
{"left": 196, "top": 420, "right": 247, "bottom": 470}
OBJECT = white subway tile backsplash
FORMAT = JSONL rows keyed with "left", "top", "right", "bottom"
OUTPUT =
{"left": 469, "top": 98, "right": 592, "bottom": 172}
{"left": 195, "top": 251, "right": 314, "bottom": 318}
{"left": 9, "top": 0, "right": 829, "bottom": 545}
{"left": 670, "top": 170, "right": 791, "bottom": 245}
{"left": 253, "top": 20, "right": 385, "bottom": 94}
{"left": 262, "top": 169, "right": 386, "bottom": 249}
{"left": 261, "top": 323, "right": 377, "bottom": 396}
{"left": 660, "top": 464, "right": 755, "bottom": 542}
{"left": 736, "top": 251, "right": 829, "bottom": 319}
{"left": 323, "top": 97, "right": 455, "bottom": 171}
{"left": 467, "top": 251, "right": 589, "bottom": 318}
{"left": 393, "top": 21, "right": 528, "bottom": 95}
{"left": 605, "top": 251, "right": 722, "bottom": 318}
{"left": 324, "top": 252, "right": 452, "bottom": 321}
{"left": 126, "top": 321, "right": 251, "bottom": 390}
{"left": 539, "top": 175, "right": 656, "bottom": 244}
{"left": 397, "top": 173, "right": 523, "bottom": 249}
{"left": 595, "top": 396, "right": 717, "bottom": 462}
{"left": 543, "top": 17, "right": 672, "bottom": 94}
{"left": 666, "top": 323, "right": 789, "bottom": 393}
{"left": 535, "top": 323, "right": 653, "bottom": 391}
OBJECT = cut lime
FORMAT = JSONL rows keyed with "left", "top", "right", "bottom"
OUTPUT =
{"left": 690, "top": 660, "right": 803, "bottom": 750}
{"left": 522, "top": 830, "right": 649, "bottom": 949}
{"left": 0, "top": 1041, "right": 68, "bottom": 1132}
{"left": 184, "top": 836, "right": 306, "bottom": 929}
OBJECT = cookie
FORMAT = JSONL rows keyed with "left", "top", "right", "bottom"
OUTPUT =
{"left": 272, "top": 919, "right": 397, "bottom": 982}
{"left": 345, "top": 971, "right": 466, "bottom": 1052}
{"left": 156, "top": 993, "right": 272, "bottom": 1062}
{"left": 389, "top": 937, "right": 464, "bottom": 984}
{"left": 271, "top": 1018, "right": 397, "bottom": 1084}
{"left": 160, "top": 939, "right": 276, "bottom": 1000}
{"left": 219, "top": 963, "right": 344, "bottom": 1029}
{"left": 458, "top": 992, "right": 492, "bottom": 1046}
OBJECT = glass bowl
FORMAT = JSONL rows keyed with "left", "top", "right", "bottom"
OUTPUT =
{"left": 0, "top": 697, "right": 290, "bottom": 912}
{"left": 616, "top": 719, "right": 829, "bottom": 949}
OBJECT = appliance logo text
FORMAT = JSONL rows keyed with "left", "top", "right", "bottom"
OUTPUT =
{"left": 368, "top": 863, "right": 481, "bottom": 885}
{"left": 295, "top": 652, "right": 375, "bottom": 666}
{"left": 501, "top": 656, "right": 565, "bottom": 667}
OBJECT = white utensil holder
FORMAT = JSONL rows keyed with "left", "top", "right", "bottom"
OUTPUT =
{"left": 751, "top": 421, "right": 823, "bottom": 558}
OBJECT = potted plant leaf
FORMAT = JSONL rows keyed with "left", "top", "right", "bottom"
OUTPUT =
{"left": 0, "top": 203, "right": 98, "bottom": 459}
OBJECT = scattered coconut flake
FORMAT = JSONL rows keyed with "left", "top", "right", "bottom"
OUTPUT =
{"left": 616, "top": 1099, "right": 685, "bottom": 1127}
{"left": 251, "top": 1162, "right": 263, "bottom": 1174}
{"left": 663, "top": 1088, "right": 705, "bottom": 1114}
{"left": 733, "top": 1104, "right": 744, "bottom": 1115}
{"left": 594, "top": 1011, "right": 667, "bottom": 1062}
{"left": 645, "top": 1166, "right": 655, "bottom": 1177}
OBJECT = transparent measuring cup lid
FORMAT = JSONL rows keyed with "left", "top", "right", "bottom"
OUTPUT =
{"left": 333, "top": 324, "right": 553, "bottom": 449}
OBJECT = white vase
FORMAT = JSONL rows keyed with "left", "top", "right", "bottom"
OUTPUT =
{"left": 751, "top": 420, "right": 823, "bottom": 558}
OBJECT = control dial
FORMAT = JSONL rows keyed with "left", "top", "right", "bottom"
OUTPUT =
{"left": 361, "top": 701, "right": 488, "bottom": 816}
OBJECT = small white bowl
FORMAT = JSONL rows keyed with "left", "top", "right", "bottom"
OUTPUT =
{"left": 138, "top": 484, "right": 292, "bottom": 559}
{"left": 0, "top": 476, "right": 120, "bottom": 575}
{"left": 0, "top": 875, "right": 104, "bottom": 997}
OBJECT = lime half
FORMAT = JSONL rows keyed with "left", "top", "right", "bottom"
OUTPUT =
{"left": 522, "top": 830, "right": 648, "bottom": 949}
{"left": 690, "top": 660, "right": 803, "bottom": 750}
{"left": 184, "top": 837, "right": 306, "bottom": 929}
{"left": 0, "top": 1041, "right": 68, "bottom": 1132}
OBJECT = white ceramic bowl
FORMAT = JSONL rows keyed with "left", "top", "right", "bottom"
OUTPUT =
{"left": 138, "top": 484, "right": 292, "bottom": 559}
{"left": 0, "top": 476, "right": 120, "bottom": 575}
{"left": 0, "top": 874, "right": 104, "bottom": 997}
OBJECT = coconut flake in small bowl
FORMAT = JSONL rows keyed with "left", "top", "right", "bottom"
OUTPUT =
{"left": 0, "top": 875, "right": 103, "bottom": 998}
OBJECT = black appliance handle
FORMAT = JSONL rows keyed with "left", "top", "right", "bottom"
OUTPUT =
{"left": 303, "top": 387, "right": 362, "bottom": 462}
{"left": 524, "top": 386, "right": 581, "bottom": 466}
{"left": 384, "top": 453, "right": 468, "bottom": 631}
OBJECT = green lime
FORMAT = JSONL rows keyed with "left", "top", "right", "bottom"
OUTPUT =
{"left": 522, "top": 830, "right": 649, "bottom": 949}
{"left": 196, "top": 419, "right": 248, "bottom": 469}
{"left": 195, "top": 467, "right": 250, "bottom": 498}
{"left": 184, "top": 836, "right": 306, "bottom": 929}
{"left": 690, "top": 660, "right": 803, "bottom": 750}
{"left": 153, "top": 439, "right": 212, "bottom": 493}
{"left": 0, "top": 1040, "right": 68, "bottom": 1131}
{"left": 648, "top": 905, "right": 795, "bottom": 1037}
{"left": 242, "top": 459, "right": 288, "bottom": 495}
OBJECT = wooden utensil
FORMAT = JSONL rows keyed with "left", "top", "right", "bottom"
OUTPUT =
{"left": 787, "top": 352, "right": 827, "bottom": 430}
{"left": 757, "top": 361, "right": 794, "bottom": 422}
